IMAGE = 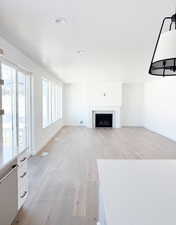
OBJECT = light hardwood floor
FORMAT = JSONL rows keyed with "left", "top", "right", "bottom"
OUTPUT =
{"left": 14, "top": 126, "right": 176, "bottom": 225}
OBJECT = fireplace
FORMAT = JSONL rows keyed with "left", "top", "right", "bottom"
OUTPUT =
{"left": 91, "top": 109, "right": 120, "bottom": 128}
{"left": 95, "top": 113, "right": 113, "bottom": 128}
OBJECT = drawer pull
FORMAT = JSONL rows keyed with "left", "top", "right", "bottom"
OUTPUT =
{"left": 20, "top": 172, "right": 27, "bottom": 178}
{"left": 20, "top": 191, "right": 27, "bottom": 199}
{"left": 20, "top": 157, "right": 27, "bottom": 163}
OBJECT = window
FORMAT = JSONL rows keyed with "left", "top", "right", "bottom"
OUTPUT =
{"left": 18, "top": 71, "right": 31, "bottom": 151}
{"left": 0, "top": 62, "right": 32, "bottom": 161}
{"left": 42, "top": 79, "right": 49, "bottom": 128}
{"left": 52, "top": 83, "right": 57, "bottom": 122}
{"left": 42, "top": 78, "right": 62, "bottom": 128}
{"left": 1, "top": 64, "right": 16, "bottom": 154}
{"left": 59, "top": 85, "right": 62, "bottom": 119}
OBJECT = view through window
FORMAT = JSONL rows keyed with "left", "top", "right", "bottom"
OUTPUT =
{"left": 42, "top": 78, "right": 62, "bottom": 128}
{"left": 0, "top": 62, "right": 32, "bottom": 162}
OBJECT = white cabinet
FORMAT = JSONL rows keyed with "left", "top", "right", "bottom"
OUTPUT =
{"left": 17, "top": 151, "right": 28, "bottom": 209}
{"left": 0, "top": 150, "right": 28, "bottom": 225}
{"left": 0, "top": 165, "right": 18, "bottom": 225}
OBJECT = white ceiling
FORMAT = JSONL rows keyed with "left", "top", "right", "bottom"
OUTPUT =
{"left": 0, "top": 0, "right": 175, "bottom": 83}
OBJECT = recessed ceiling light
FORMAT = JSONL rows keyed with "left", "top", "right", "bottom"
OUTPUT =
{"left": 77, "top": 50, "right": 85, "bottom": 54}
{"left": 55, "top": 17, "right": 67, "bottom": 24}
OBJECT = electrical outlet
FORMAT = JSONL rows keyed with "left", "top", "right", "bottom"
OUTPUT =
{"left": 0, "top": 48, "right": 4, "bottom": 56}
{"left": 0, "top": 79, "right": 4, "bottom": 85}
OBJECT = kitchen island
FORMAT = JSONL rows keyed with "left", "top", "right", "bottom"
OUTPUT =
{"left": 97, "top": 160, "right": 176, "bottom": 225}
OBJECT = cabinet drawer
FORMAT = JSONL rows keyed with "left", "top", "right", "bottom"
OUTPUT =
{"left": 19, "top": 174, "right": 28, "bottom": 193}
{"left": 18, "top": 151, "right": 28, "bottom": 166}
{"left": 18, "top": 161, "right": 27, "bottom": 178}
{"left": 18, "top": 189, "right": 28, "bottom": 209}
{"left": 17, "top": 150, "right": 28, "bottom": 209}
{"left": 18, "top": 174, "right": 28, "bottom": 209}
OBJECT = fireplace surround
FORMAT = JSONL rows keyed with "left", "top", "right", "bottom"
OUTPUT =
{"left": 91, "top": 109, "right": 120, "bottom": 128}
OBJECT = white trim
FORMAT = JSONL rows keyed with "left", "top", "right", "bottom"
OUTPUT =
{"left": 88, "top": 106, "right": 121, "bottom": 128}
{"left": 92, "top": 111, "right": 115, "bottom": 128}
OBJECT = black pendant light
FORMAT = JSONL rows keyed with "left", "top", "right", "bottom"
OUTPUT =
{"left": 149, "top": 12, "right": 176, "bottom": 76}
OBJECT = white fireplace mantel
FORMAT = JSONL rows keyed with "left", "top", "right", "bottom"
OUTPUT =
{"left": 88, "top": 106, "right": 121, "bottom": 128}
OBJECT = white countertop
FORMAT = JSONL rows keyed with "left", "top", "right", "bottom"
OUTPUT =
{"left": 97, "top": 160, "right": 176, "bottom": 225}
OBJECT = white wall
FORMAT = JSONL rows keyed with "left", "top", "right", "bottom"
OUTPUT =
{"left": 63, "top": 83, "right": 88, "bottom": 126}
{"left": 86, "top": 82, "right": 122, "bottom": 107}
{"left": 0, "top": 36, "right": 64, "bottom": 154}
{"left": 64, "top": 78, "right": 176, "bottom": 142}
{"left": 63, "top": 82, "right": 124, "bottom": 127}
{"left": 144, "top": 78, "right": 176, "bottom": 141}
{"left": 121, "top": 83, "right": 144, "bottom": 127}
{"left": 64, "top": 82, "right": 145, "bottom": 128}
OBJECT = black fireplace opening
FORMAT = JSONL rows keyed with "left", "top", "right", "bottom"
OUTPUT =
{"left": 95, "top": 113, "right": 113, "bottom": 128}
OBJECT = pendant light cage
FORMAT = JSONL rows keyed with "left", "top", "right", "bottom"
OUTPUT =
{"left": 149, "top": 13, "right": 176, "bottom": 76}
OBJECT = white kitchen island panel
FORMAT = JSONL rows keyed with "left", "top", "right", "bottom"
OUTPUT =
{"left": 97, "top": 160, "right": 176, "bottom": 225}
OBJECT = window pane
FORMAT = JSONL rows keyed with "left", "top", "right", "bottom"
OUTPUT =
{"left": 42, "top": 79, "right": 48, "bottom": 128}
{"left": 54, "top": 84, "right": 57, "bottom": 121}
{"left": 42, "top": 78, "right": 61, "bottom": 127}
{"left": 59, "top": 86, "right": 63, "bottom": 119}
{"left": 1, "top": 64, "right": 16, "bottom": 161}
{"left": 52, "top": 83, "right": 55, "bottom": 122}
{"left": 25, "top": 75, "right": 31, "bottom": 150}
{"left": 48, "top": 81, "right": 52, "bottom": 123}
{"left": 56, "top": 86, "right": 59, "bottom": 120}
{"left": 18, "top": 71, "right": 27, "bottom": 151}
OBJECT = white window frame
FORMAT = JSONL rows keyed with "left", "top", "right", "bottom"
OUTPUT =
{"left": 0, "top": 59, "right": 32, "bottom": 155}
